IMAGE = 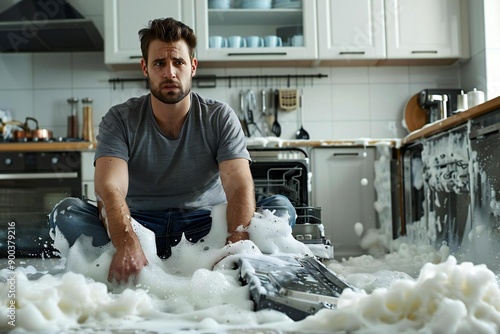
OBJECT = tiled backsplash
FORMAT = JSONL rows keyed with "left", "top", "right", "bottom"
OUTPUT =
{"left": 0, "top": 51, "right": 461, "bottom": 140}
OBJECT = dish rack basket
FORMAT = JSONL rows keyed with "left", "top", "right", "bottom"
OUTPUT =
{"left": 295, "top": 206, "right": 322, "bottom": 225}
{"left": 253, "top": 166, "right": 304, "bottom": 206}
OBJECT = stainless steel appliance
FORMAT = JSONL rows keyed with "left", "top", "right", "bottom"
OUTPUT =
{"left": 239, "top": 254, "right": 355, "bottom": 320}
{"left": 419, "top": 88, "right": 463, "bottom": 123}
{"left": 248, "top": 148, "right": 331, "bottom": 256}
{"left": 0, "top": 151, "right": 82, "bottom": 257}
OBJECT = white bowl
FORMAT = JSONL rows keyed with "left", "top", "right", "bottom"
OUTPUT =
{"left": 241, "top": 0, "right": 272, "bottom": 9}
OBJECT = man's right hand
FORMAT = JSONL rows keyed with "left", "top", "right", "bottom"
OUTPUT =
{"left": 108, "top": 241, "right": 148, "bottom": 284}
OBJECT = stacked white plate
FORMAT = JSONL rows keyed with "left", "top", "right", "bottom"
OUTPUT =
{"left": 208, "top": 0, "right": 231, "bottom": 9}
{"left": 273, "top": 0, "right": 301, "bottom": 8}
{"left": 241, "top": 0, "right": 272, "bottom": 9}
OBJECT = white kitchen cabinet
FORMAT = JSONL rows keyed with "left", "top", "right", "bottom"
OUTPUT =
{"left": 385, "top": 0, "right": 469, "bottom": 59}
{"left": 194, "top": 0, "right": 317, "bottom": 63}
{"left": 311, "top": 147, "right": 377, "bottom": 259}
{"left": 104, "top": 0, "right": 195, "bottom": 66}
{"left": 317, "top": 0, "right": 386, "bottom": 61}
{"left": 81, "top": 151, "right": 96, "bottom": 201}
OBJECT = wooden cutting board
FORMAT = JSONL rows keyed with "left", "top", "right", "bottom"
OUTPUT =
{"left": 404, "top": 93, "right": 428, "bottom": 132}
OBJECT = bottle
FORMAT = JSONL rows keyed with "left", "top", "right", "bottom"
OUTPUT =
{"left": 67, "top": 97, "right": 78, "bottom": 138}
{"left": 81, "top": 98, "right": 94, "bottom": 142}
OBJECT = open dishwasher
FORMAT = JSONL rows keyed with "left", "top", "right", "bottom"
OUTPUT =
{"left": 248, "top": 148, "right": 333, "bottom": 259}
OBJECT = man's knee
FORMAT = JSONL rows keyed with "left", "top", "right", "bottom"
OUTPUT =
{"left": 258, "top": 194, "right": 297, "bottom": 227}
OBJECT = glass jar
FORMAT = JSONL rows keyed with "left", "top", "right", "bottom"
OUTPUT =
{"left": 81, "top": 98, "right": 94, "bottom": 142}
{"left": 67, "top": 97, "right": 78, "bottom": 138}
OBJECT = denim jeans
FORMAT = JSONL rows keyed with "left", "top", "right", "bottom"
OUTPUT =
{"left": 48, "top": 195, "right": 296, "bottom": 259}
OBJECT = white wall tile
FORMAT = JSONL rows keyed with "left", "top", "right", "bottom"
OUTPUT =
{"left": 0, "top": 54, "right": 33, "bottom": 90}
{"left": 331, "top": 84, "right": 370, "bottom": 121}
{"left": 34, "top": 53, "right": 72, "bottom": 89}
{"left": 0, "top": 90, "right": 34, "bottom": 121}
{"left": 72, "top": 52, "right": 111, "bottom": 88}
{"left": 409, "top": 65, "right": 461, "bottom": 85}
{"left": 330, "top": 67, "right": 369, "bottom": 84}
{"left": 302, "top": 85, "right": 332, "bottom": 122}
{"left": 333, "top": 121, "right": 370, "bottom": 139}
{"left": 34, "top": 89, "right": 73, "bottom": 128}
{"left": 368, "top": 66, "right": 409, "bottom": 84}
{"left": 369, "top": 83, "right": 410, "bottom": 121}
{"left": 485, "top": 49, "right": 500, "bottom": 100}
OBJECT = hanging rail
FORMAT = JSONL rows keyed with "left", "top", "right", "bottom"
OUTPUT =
{"left": 108, "top": 73, "right": 328, "bottom": 90}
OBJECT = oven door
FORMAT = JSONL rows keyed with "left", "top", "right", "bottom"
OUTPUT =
{"left": 0, "top": 154, "right": 82, "bottom": 258}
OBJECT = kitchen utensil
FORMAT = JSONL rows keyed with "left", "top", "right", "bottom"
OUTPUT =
{"left": 295, "top": 90, "right": 309, "bottom": 139}
{"left": 245, "top": 90, "right": 262, "bottom": 136}
{"left": 279, "top": 89, "right": 298, "bottom": 111}
{"left": 271, "top": 89, "right": 281, "bottom": 137}
{"left": 239, "top": 90, "right": 250, "bottom": 137}
{"left": 11, "top": 117, "right": 52, "bottom": 141}
{"left": 403, "top": 93, "right": 427, "bottom": 132}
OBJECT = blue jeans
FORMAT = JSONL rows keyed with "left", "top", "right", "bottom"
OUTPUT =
{"left": 48, "top": 195, "right": 296, "bottom": 259}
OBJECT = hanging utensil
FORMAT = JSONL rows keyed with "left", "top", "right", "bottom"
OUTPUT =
{"left": 271, "top": 89, "right": 281, "bottom": 137}
{"left": 295, "top": 90, "right": 310, "bottom": 139}
{"left": 239, "top": 90, "right": 250, "bottom": 137}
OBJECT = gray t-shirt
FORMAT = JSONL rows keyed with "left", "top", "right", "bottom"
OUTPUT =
{"left": 95, "top": 91, "right": 250, "bottom": 211}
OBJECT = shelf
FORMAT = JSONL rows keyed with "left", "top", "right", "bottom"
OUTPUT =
{"left": 208, "top": 9, "right": 302, "bottom": 26}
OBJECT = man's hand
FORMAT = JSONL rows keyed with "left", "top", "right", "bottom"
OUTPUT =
{"left": 108, "top": 241, "right": 148, "bottom": 284}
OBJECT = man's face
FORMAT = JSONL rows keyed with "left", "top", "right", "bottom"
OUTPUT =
{"left": 142, "top": 39, "right": 197, "bottom": 105}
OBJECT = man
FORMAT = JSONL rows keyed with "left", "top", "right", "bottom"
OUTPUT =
{"left": 49, "top": 18, "right": 296, "bottom": 283}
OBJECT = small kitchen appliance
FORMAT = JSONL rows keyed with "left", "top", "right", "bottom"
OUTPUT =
{"left": 418, "top": 88, "right": 463, "bottom": 123}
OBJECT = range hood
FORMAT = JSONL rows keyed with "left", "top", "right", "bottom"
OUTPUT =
{"left": 0, "top": 0, "right": 103, "bottom": 52}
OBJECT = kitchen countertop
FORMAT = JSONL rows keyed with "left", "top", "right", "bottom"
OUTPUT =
{"left": 0, "top": 141, "right": 95, "bottom": 152}
{"left": 247, "top": 137, "right": 400, "bottom": 148}
{"left": 403, "top": 95, "right": 500, "bottom": 145}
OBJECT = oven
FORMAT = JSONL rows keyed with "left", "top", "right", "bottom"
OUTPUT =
{"left": 0, "top": 151, "right": 82, "bottom": 258}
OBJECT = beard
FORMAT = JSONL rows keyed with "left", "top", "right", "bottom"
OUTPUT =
{"left": 149, "top": 78, "right": 192, "bottom": 104}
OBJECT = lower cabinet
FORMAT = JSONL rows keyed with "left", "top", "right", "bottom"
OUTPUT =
{"left": 81, "top": 151, "right": 96, "bottom": 201}
{"left": 311, "top": 147, "right": 377, "bottom": 259}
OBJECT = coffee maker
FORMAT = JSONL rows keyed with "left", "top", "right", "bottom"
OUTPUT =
{"left": 418, "top": 89, "right": 463, "bottom": 123}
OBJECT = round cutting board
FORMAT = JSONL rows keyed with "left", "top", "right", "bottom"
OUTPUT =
{"left": 403, "top": 93, "right": 428, "bottom": 132}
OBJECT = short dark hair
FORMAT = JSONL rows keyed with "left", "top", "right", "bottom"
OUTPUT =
{"left": 139, "top": 17, "right": 197, "bottom": 63}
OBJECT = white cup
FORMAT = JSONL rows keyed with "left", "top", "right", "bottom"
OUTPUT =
{"left": 291, "top": 34, "right": 303, "bottom": 46}
{"left": 264, "top": 35, "right": 282, "bottom": 47}
{"left": 209, "top": 35, "right": 227, "bottom": 48}
{"left": 246, "top": 36, "right": 264, "bottom": 48}
{"left": 227, "top": 35, "right": 246, "bottom": 48}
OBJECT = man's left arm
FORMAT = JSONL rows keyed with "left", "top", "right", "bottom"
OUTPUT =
{"left": 219, "top": 158, "right": 256, "bottom": 244}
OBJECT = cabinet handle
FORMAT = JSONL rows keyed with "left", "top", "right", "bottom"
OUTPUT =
{"left": 332, "top": 152, "right": 359, "bottom": 157}
{"left": 339, "top": 51, "right": 365, "bottom": 55}
{"left": 411, "top": 50, "right": 438, "bottom": 54}
{"left": 227, "top": 52, "right": 287, "bottom": 56}
{"left": 83, "top": 183, "right": 88, "bottom": 199}
{"left": 129, "top": 55, "right": 142, "bottom": 59}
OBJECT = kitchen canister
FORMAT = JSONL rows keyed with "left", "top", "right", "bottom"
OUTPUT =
{"left": 467, "top": 88, "right": 485, "bottom": 108}
{"left": 82, "top": 97, "right": 94, "bottom": 142}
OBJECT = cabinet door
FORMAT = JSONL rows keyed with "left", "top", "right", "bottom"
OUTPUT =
{"left": 317, "top": 0, "right": 386, "bottom": 60}
{"left": 311, "top": 147, "right": 377, "bottom": 259}
{"left": 194, "top": 0, "right": 317, "bottom": 62}
{"left": 104, "top": 0, "right": 194, "bottom": 65}
{"left": 385, "top": 0, "right": 466, "bottom": 58}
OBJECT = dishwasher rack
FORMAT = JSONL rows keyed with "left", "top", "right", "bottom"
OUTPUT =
{"left": 248, "top": 147, "right": 310, "bottom": 207}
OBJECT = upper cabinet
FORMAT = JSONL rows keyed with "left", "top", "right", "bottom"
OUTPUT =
{"left": 194, "top": 0, "right": 318, "bottom": 65}
{"left": 103, "top": 0, "right": 469, "bottom": 67}
{"left": 317, "top": 0, "right": 386, "bottom": 63}
{"left": 384, "top": 0, "right": 469, "bottom": 60}
{"left": 104, "top": 0, "right": 195, "bottom": 68}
